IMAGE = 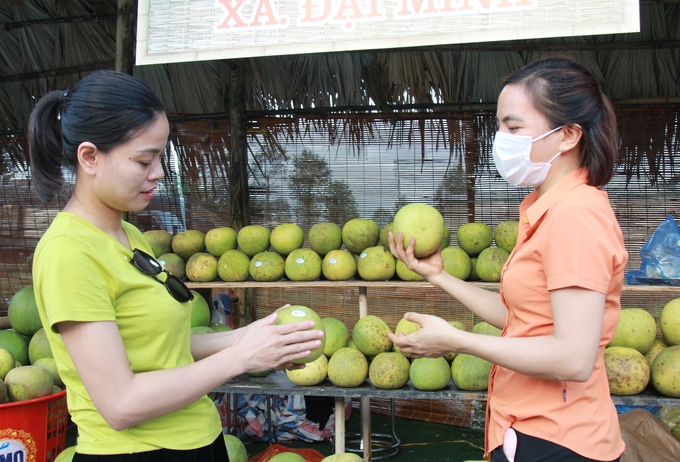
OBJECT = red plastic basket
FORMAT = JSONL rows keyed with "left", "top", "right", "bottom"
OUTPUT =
{"left": 0, "top": 390, "right": 68, "bottom": 462}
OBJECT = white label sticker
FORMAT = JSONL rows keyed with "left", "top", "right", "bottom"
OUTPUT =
{"left": 290, "top": 309, "right": 306, "bottom": 318}
{"left": 360, "top": 252, "right": 368, "bottom": 258}
{"left": 254, "top": 261, "right": 263, "bottom": 267}
{"left": 329, "top": 258, "right": 338, "bottom": 264}
{"left": 296, "top": 258, "right": 305, "bottom": 264}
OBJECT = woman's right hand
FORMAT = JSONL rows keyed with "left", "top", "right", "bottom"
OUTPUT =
{"left": 388, "top": 231, "right": 443, "bottom": 280}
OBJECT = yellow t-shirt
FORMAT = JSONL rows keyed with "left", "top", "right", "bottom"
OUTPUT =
{"left": 32, "top": 212, "right": 222, "bottom": 455}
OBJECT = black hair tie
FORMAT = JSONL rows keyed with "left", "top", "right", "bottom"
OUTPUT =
{"left": 60, "top": 89, "right": 69, "bottom": 102}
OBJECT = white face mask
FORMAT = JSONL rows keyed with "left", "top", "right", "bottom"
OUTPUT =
{"left": 492, "top": 126, "right": 564, "bottom": 187}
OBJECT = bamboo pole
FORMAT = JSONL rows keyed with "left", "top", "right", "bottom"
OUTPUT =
{"left": 116, "top": 0, "right": 136, "bottom": 76}
{"left": 229, "top": 60, "right": 250, "bottom": 231}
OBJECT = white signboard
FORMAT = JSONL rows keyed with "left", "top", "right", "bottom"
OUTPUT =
{"left": 136, "top": 0, "right": 640, "bottom": 65}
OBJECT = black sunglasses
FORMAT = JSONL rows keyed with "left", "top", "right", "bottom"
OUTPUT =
{"left": 130, "top": 248, "right": 194, "bottom": 303}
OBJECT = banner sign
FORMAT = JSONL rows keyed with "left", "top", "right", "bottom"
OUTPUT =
{"left": 136, "top": 0, "right": 640, "bottom": 65}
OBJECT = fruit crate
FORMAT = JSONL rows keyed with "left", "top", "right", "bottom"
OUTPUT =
{"left": 0, "top": 390, "right": 68, "bottom": 462}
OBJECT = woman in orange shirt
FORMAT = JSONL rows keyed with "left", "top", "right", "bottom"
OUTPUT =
{"left": 389, "top": 56, "right": 627, "bottom": 462}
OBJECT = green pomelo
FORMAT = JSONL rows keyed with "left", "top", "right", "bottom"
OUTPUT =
{"left": 472, "top": 322, "right": 502, "bottom": 336}
{"left": 205, "top": 227, "right": 238, "bottom": 257}
{"left": 185, "top": 252, "right": 218, "bottom": 282}
{"left": 0, "top": 330, "right": 29, "bottom": 366}
{"left": 441, "top": 247, "right": 472, "bottom": 280}
{"left": 0, "top": 349, "right": 15, "bottom": 380}
{"left": 191, "top": 326, "right": 213, "bottom": 334}
{"left": 661, "top": 298, "right": 680, "bottom": 345}
{"left": 395, "top": 260, "right": 424, "bottom": 281}
{"left": 285, "top": 248, "right": 322, "bottom": 281}
{"left": 237, "top": 225, "right": 271, "bottom": 257}
{"left": 308, "top": 222, "right": 343, "bottom": 257}
{"left": 270, "top": 223, "right": 305, "bottom": 256}
{"left": 249, "top": 251, "right": 285, "bottom": 282}
{"left": 357, "top": 246, "right": 396, "bottom": 281}
{"left": 445, "top": 321, "right": 466, "bottom": 362}
{"left": 392, "top": 203, "right": 445, "bottom": 258}
{"left": 379, "top": 222, "right": 393, "bottom": 249}
{"left": 609, "top": 308, "right": 657, "bottom": 354}
{"left": 171, "top": 229, "right": 206, "bottom": 261}
{"left": 210, "top": 323, "right": 232, "bottom": 332}
{"left": 143, "top": 230, "right": 173, "bottom": 258}
{"left": 158, "top": 253, "right": 186, "bottom": 279}
{"left": 442, "top": 224, "right": 451, "bottom": 249}
{"left": 5, "top": 365, "right": 53, "bottom": 402}
{"left": 322, "top": 250, "right": 357, "bottom": 281}
{"left": 190, "top": 290, "right": 211, "bottom": 328}
{"left": 33, "top": 357, "right": 63, "bottom": 388}
{"left": 286, "top": 352, "right": 328, "bottom": 386}
{"left": 457, "top": 223, "right": 493, "bottom": 257}
{"left": 604, "top": 346, "right": 650, "bottom": 395}
{"left": 322, "top": 317, "right": 350, "bottom": 357}
{"left": 468, "top": 257, "right": 479, "bottom": 281}
{"left": 393, "top": 318, "right": 420, "bottom": 358}
{"left": 54, "top": 446, "right": 76, "bottom": 462}
{"left": 494, "top": 221, "right": 519, "bottom": 254}
{"left": 8, "top": 286, "right": 42, "bottom": 337}
{"left": 673, "top": 424, "right": 680, "bottom": 442}
{"left": 369, "top": 352, "right": 410, "bottom": 389}
{"left": 451, "top": 353, "right": 492, "bottom": 391}
{"left": 269, "top": 453, "right": 307, "bottom": 462}
{"left": 28, "top": 327, "right": 53, "bottom": 364}
{"left": 274, "top": 305, "right": 326, "bottom": 364}
{"left": 321, "top": 453, "right": 364, "bottom": 462}
{"left": 217, "top": 249, "right": 251, "bottom": 282}
{"left": 651, "top": 345, "right": 680, "bottom": 397}
{"left": 353, "top": 315, "right": 393, "bottom": 357}
{"left": 327, "top": 347, "right": 368, "bottom": 387}
{"left": 645, "top": 337, "right": 669, "bottom": 369}
{"left": 0, "top": 381, "right": 6, "bottom": 403}
{"left": 475, "top": 247, "right": 509, "bottom": 282}
{"left": 410, "top": 357, "right": 451, "bottom": 391}
{"left": 223, "top": 434, "right": 248, "bottom": 462}
{"left": 342, "top": 218, "right": 380, "bottom": 255}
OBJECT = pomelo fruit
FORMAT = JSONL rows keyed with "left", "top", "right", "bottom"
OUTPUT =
{"left": 191, "top": 326, "right": 213, "bottom": 334}
{"left": 0, "top": 348, "right": 15, "bottom": 380}
{"left": 270, "top": 223, "right": 305, "bottom": 256}
{"left": 205, "top": 227, "right": 238, "bottom": 257}
{"left": 54, "top": 446, "right": 76, "bottom": 462}
{"left": 457, "top": 223, "right": 493, "bottom": 257}
{"left": 286, "top": 352, "right": 328, "bottom": 386}
{"left": 274, "top": 305, "right": 326, "bottom": 364}
{"left": 171, "top": 229, "right": 206, "bottom": 261}
{"left": 392, "top": 203, "right": 445, "bottom": 258}
{"left": 249, "top": 251, "right": 285, "bottom": 282}
{"left": 157, "top": 253, "right": 186, "bottom": 279}
{"left": 185, "top": 252, "right": 218, "bottom": 282}
{"left": 0, "top": 380, "right": 6, "bottom": 403}
{"left": 395, "top": 260, "right": 424, "bottom": 281}
{"left": 441, "top": 247, "right": 472, "bottom": 280}
{"left": 237, "top": 225, "right": 271, "bottom": 257}
{"left": 321, "top": 454, "right": 363, "bottom": 462}
{"left": 609, "top": 308, "right": 657, "bottom": 354}
{"left": 210, "top": 323, "right": 232, "bottom": 332}
{"left": 442, "top": 224, "right": 451, "bottom": 249}
{"left": 285, "top": 248, "right": 322, "bottom": 281}
{"left": 143, "top": 230, "right": 173, "bottom": 258}
{"left": 651, "top": 345, "right": 680, "bottom": 397}
{"left": 327, "top": 347, "right": 368, "bottom": 387}
{"left": 369, "top": 352, "right": 410, "bottom": 389}
{"left": 190, "top": 291, "right": 211, "bottom": 328}
{"left": 223, "top": 434, "right": 247, "bottom": 462}
{"left": 5, "top": 365, "right": 53, "bottom": 402}
{"left": 342, "top": 218, "right": 379, "bottom": 255}
{"left": 353, "top": 315, "right": 392, "bottom": 357}
{"left": 410, "top": 357, "right": 450, "bottom": 391}
{"left": 217, "top": 249, "right": 251, "bottom": 282}
{"left": 475, "top": 247, "right": 509, "bottom": 282}
{"left": 604, "top": 346, "right": 650, "bottom": 395}
{"left": 357, "top": 245, "right": 396, "bottom": 281}
{"left": 0, "top": 330, "right": 29, "bottom": 366}
{"left": 269, "top": 453, "right": 307, "bottom": 462}
{"left": 468, "top": 257, "right": 479, "bottom": 281}
{"left": 661, "top": 298, "right": 680, "bottom": 345}
{"left": 28, "top": 327, "right": 53, "bottom": 364}
{"left": 33, "top": 357, "right": 63, "bottom": 388}
{"left": 494, "top": 221, "right": 519, "bottom": 254}
{"left": 472, "top": 322, "right": 502, "bottom": 336}
{"left": 445, "top": 321, "right": 466, "bottom": 362}
{"left": 8, "top": 285, "right": 42, "bottom": 336}
{"left": 308, "top": 222, "right": 343, "bottom": 257}
{"left": 322, "top": 249, "right": 357, "bottom": 281}
{"left": 322, "top": 317, "right": 350, "bottom": 357}
{"left": 645, "top": 337, "right": 669, "bottom": 368}
{"left": 451, "top": 353, "right": 492, "bottom": 391}
{"left": 379, "top": 222, "right": 393, "bottom": 249}
{"left": 393, "top": 318, "right": 420, "bottom": 358}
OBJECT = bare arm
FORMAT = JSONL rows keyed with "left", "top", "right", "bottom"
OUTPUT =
{"left": 389, "top": 287, "right": 604, "bottom": 382}
{"left": 389, "top": 231, "right": 507, "bottom": 328}
{"left": 58, "top": 312, "right": 323, "bottom": 431}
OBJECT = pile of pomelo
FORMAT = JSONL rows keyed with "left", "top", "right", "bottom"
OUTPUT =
{"left": 143, "top": 203, "right": 518, "bottom": 284}
{"left": 0, "top": 285, "right": 63, "bottom": 404}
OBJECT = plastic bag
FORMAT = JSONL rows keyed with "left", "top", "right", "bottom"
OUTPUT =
{"left": 626, "top": 215, "right": 680, "bottom": 285}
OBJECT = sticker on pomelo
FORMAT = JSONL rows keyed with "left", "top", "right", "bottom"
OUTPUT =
{"left": 329, "top": 258, "right": 338, "bottom": 264}
{"left": 360, "top": 253, "right": 367, "bottom": 258}
{"left": 0, "top": 429, "right": 37, "bottom": 461}
{"left": 290, "top": 310, "right": 307, "bottom": 318}
{"left": 254, "top": 261, "right": 262, "bottom": 267}
{"left": 296, "top": 258, "right": 305, "bottom": 264}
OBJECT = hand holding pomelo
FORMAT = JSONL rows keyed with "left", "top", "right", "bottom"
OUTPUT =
{"left": 274, "top": 305, "right": 326, "bottom": 364}
{"left": 392, "top": 203, "right": 445, "bottom": 258}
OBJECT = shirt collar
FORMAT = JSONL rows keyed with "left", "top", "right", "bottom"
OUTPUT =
{"left": 520, "top": 168, "right": 590, "bottom": 227}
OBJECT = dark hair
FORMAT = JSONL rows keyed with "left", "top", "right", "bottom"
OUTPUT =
{"left": 502, "top": 56, "right": 619, "bottom": 187}
{"left": 27, "top": 70, "right": 166, "bottom": 202}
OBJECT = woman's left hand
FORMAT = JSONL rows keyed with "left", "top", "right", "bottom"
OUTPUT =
{"left": 387, "top": 312, "right": 463, "bottom": 358}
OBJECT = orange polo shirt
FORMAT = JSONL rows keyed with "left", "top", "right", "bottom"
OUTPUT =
{"left": 486, "top": 168, "right": 627, "bottom": 460}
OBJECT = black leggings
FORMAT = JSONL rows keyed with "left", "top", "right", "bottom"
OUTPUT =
{"left": 490, "top": 429, "right": 621, "bottom": 462}
{"left": 72, "top": 434, "right": 229, "bottom": 462}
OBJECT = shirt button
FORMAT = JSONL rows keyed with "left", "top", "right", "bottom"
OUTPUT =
{"left": 523, "top": 217, "right": 529, "bottom": 224}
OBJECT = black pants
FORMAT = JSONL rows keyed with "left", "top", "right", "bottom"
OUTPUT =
{"left": 72, "top": 434, "right": 229, "bottom": 462}
{"left": 490, "top": 429, "right": 621, "bottom": 462}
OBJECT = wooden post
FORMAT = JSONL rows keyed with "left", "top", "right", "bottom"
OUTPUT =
{"left": 116, "top": 0, "right": 135, "bottom": 75}
{"left": 229, "top": 60, "right": 250, "bottom": 231}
